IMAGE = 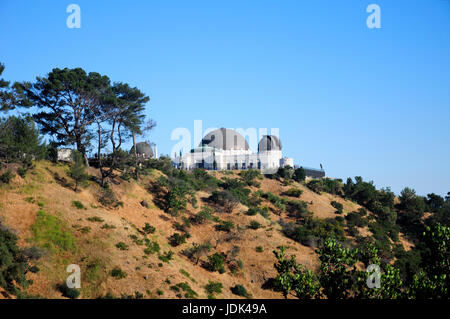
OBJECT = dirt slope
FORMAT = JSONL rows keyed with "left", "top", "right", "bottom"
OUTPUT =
{"left": 0, "top": 161, "right": 410, "bottom": 299}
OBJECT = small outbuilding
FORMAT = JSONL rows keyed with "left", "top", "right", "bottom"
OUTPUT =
{"left": 57, "top": 148, "right": 74, "bottom": 162}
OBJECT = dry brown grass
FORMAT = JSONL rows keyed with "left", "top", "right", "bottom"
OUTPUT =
{"left": 0, "top": 163, "right": 413, "bottom": 299}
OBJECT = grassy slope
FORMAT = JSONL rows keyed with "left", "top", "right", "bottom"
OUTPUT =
{"left": 0, "top": 161, "right": 412, "bottom": 299}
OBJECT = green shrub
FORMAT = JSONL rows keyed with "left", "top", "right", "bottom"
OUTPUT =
{"left": 206, "top": 253, "right": 226, "bottom": 272}
{"left": 169, "top": 233, "right": 186, "bottom": 247}
{"left": 158, "top": 250, "right": 174, "bottom": 263}
{"left": 205, "top": 281, "right": 223, "bottom": 298}
{"left": 246, "top": 207, "right": 258, "bottom": 216}
{"left": 72, "top": 200, "right": 85, "bottom": 210}
{"left": 87, "top": 216, "right": 104, "bottom": 223}
{"left": 17, "top": 166, "right": 30, "bottom": 178}
{"left": 293, "top": 167, "right": 306, "bottom": 182}
{"left": 240, "top": 169, "right": 261, "bottom": 187}
{"left": 115, "top": 242, "right": 129, "bottom": 250}
{"left": 191, "top": 206, "right": 214, "bottom": 224}
{"left": 345, "top": 212, "right": 368, "bottom": 228}
{"left": 182, "top": 242, "right": 212, "bottom": 264}
{"left": 171, "top": 282, "right": 198, "bottom": 299}
{"left": 256, "top": 246, "right": 264, "bottom": 253}
{"left": 0, "top": 224, "right": 31, "bottom": 294}
{"left": 0, "top": 170, "right": 14, "bottom": 184}
{"left": 209, "top": 190, "right": 240, "bottom": 213}
{"left": 110, "top": 267, "right": 127, "bottom": 279}
{"left": 249, "top": 220, "right": 262, "bottom": 230}
{"left": 306, "top": 179, "right": 324, "bottom": 194}
{"left": 142, "top": 223, "right": 156, "bottom": 234}
{"left": 98, "top": 186, "right": 118, "bottom": 207}
{"left": 259, "top": 206, "right": 270, "bottom": 219}
{"left": 215, "top": 220, "right": 234, "bottom": 232}
{"left": 280, "top": 217, "right": 345, "bottom": 246}
{"left": 331, "top": 201, "right": 344, "bottom": 214}
{"left": 230, "top": 284, "right": 251, "bottom": 298}
{"left": 29, "top": 265, "right": 40, "bottom": 273}
{"left": 79, "top": 226, "right": 90, "bottom": 234}
{"left": 144, "top": 240, "right": 160, "bottom": 255}
{"left": 101, "top": 223, "right": 116, "bottom": 230}
{"left": 59, "top": 282, "right": 80, "bottom": 299}
{"left": 283, "top": 188, "right": 303, "bottom": 198}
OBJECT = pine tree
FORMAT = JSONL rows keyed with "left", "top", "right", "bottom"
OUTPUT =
{"left": 0, "top": 115, "right": 46, "bottom": 163}
{"left": 69, "top": 151, "right": 88, "bottom": 192}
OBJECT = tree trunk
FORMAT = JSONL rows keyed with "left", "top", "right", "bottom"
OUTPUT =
{"left": 83, "top": 153, "right": 89, "bottom": 168}
{"left": 132, "top": 131, "right": 139, "bottom": 179}
{"left": 132, "top": 132, "right": 137, "bottom": 157}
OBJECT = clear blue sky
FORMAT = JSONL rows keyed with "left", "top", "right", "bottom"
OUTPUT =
{"left": 1, "top": 0, "right": 449, "bottom": 196}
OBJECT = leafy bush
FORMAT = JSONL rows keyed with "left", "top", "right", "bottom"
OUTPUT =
{"left": 273, "top": 246, "right": 320, "bottom": 299}
{"left": 330, "top": 201, "right": 343, "bottom": 214}
{"left": 248, "top": 220, "right": 262, "bottom": 230}
{"left": 115, "top": 242, "right": 129, "bottom": 250}
{"left": 59, "top": 282, "right": 80, "bottom": 299}
{"left": 142, "top": 223, "right": 156, "bottom": 234}
{"left": 230, "top": 284, "right": 251, "bottom": 298}
{"left": 182, "top": 242, "right": 212, "bottom": 264}
{"left": 283, "top": 188, "right": 303, "bottom": 198}
{"left": 219, "top": 178, "right": 252, "bottom": 206}
{"left": 286, "top": 199, "right": 311, "bottom": 221}
{"left": 0, "top": 224, "right": 31, "bottom": 294}
{"left": 101, "top": 223, "right": 116, "bottom": 230}
{"left": 206, "top": 253, "right": 226, "bottom": 272}
{"left": 256, "top": 246, "right": 264, "bottom": 253}
{"left": 345, "top": 212, "right": 368, "bottom": 228}
{"left": 306, "top": 179, "right": 324, "bottom": 194}
{"left": 72, "top": 200, "right": 85, "bottom": 210}
{"left": 0, "top": 170, "right": 14, "bottom": 184}
{"left": 87, "top": 216, "right": 104, "bottom": 223}
{"left": 171, "top": 282, "right": 198, "bottom": 299}
{"left": 158, "top": 250, "right": 174, "bottom": 263}
{"left": 280, "top": 217, "right": 345, "bottom": 246}
{"left": 205, "top": 281, "right": 223, "bottom": 298}
{"left": 169, "top": 233, "right": 187, "bottom": 247}
{"left": 240, "top": 169, "right": 261, "bottom": 187}
{"left": 17, "top": 165, "right": 30, "bottom": 178}
{"left": 110, "top": 267, "right": 127, "bottom": 279}
{"left": 209, "top": 190, "right": 240, "bottom": 213}
{"left": 97, "top": 186, "right": 119, "bottom": 207}
{"left": 292, "top": 167, "right": 306, "bottom": 183}
{"left": 191, "top": 206, "right": 214, "bottom": 224}
{"left": 143, "top": 240, "right": 160, "bottom": 255}
{"left": 215, "top": 220, "right": 234, "bottom": 232}
{"left": 246, "top": 207, "right": 258, "bottom": 216}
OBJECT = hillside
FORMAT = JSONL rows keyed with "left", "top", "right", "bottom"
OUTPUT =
{"left": 0, "top": 160, "right": 417, "bottom": 299}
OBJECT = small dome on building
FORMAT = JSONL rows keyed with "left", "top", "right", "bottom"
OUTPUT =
{"left": 199, "top": 128, "right": 250, "bottom": 151}
{"left": 130, "top": 142, "right": 153, "bottom": 158}
{"left": 258, "top": 135, "right": 282, "bottom": 152}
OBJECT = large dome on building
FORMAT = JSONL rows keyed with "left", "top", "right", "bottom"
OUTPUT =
{"left": 199, "top": 128, "right": 250, "bottom": 151}
{"left": 258, "top": 135, "right": 282, "bottom": 152}
{"left": 130, "top": 142, "right": 153, "bottom": 158}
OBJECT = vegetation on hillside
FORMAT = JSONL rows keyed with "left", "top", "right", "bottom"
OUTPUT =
{"left": 0, "top": 62, "right": 448, "bottom": 299}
